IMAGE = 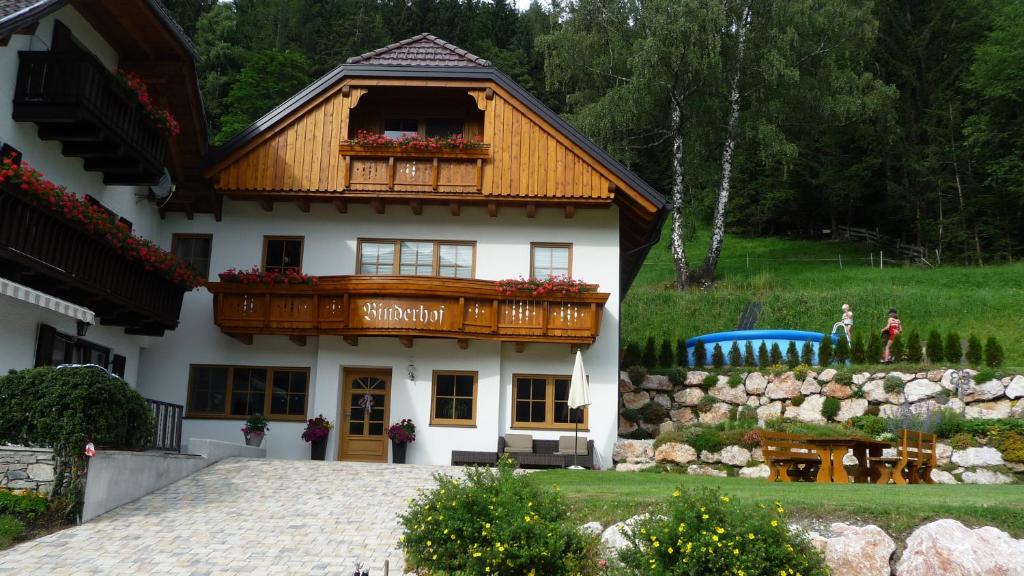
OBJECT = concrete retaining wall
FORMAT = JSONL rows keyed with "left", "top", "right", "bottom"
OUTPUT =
{"left": 81, "top": 438, "right": 264, "bottom": 522}
{"left": 0, "top": 445, "right": 56, "bottom": 494}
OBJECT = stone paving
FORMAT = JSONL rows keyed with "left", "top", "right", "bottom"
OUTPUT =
{"left": 0, "top": 458, "right": 462, "bottom": 575}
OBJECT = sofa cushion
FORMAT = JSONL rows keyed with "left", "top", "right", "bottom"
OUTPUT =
{"left": 555, "top": 435, "right": 588, "bottom": 455}
{"left": 503, "top": 433, "right": 534, "bottom": 454}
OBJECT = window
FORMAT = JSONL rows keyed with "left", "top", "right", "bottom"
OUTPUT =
{"left": 186, "top": 365, "right": 309, "bottom": 420}
{"left": 384, "top": 118, "right": 418, "bottom": 139}
{"left": 530, "top": 243, "right": 572, "bottom": 279}
{"left": 172, "top": 234, "right": 212, "bottom": 278}
{"left": 431, "top": 371, "right": 478, "bottom": 426}
{"left": 357, "top": 239, "right": 475, "bottom": 278}
{"left": 263, "top": 236, "right": 303, "bottom": 273}
{"left": 511, "top": 374, "right": 587, "bottom": 430}
{"left": 426, "top": 118, "right": 465, "bottom": 138}
{"left": 34, "top": 324, "right": 111, "bottom": 369}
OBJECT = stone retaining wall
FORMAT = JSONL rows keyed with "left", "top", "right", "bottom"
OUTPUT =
{"left": 0, "top": 445, "right": 56, "bottom": 494}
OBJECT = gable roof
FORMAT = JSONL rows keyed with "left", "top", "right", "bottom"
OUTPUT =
{"left": 346, "top": 32, "right": 490, "bottom": 67}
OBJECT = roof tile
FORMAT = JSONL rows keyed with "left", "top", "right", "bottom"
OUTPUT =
{"left": 0, "top": 0, "right": 51, "bottom": 20}
{"left": 347, "top": 33, "right": 490, "bottom": 67}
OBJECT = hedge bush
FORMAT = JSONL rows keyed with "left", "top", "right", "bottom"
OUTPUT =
{"left": 821, "top": 397, "right": 841, "bottom": 421}
{"left": 399, "top": 458, "right": 599, "bottom": 575}
{"left": 744, "top": 342, "right": 757, "bottom": 368}
{"left": 769, "top": 343, "right": 783, "bottom": 366}
{"left": 617, "top": 487, "right": 828, "bottom": 576}
{"left": 865, "top": 332, "right": 883, "bottom": 364}
{"left": 642, "top": 337, "right": 658, "bottom": 368}
{"left": 676, "top": 338, "right": 689, "bottom": 368}
{"left": 851, "top": 334, "right": 866, "bottom": 364}
{"left": 711, "top": 344, "right": 725, "bottom": 369}
{"left": 800, "top": 341, "right": 814, "bottom": 366}
{"left": 926, "top": 330, "right": 944, "bottom": 363}
{"left": 966, "top": 335, "right": 983, "bottom": 366}
{"left": 906, "top": 330, "right": 923, "bottom": 363}
{"left": 945, "top": 332, "right": 963, "bottom": 365}
{"left": 659, "top": 339, "right": 674, "bottom": 368}
{"left": 834, "top": 336, "right": 850, "bottom": 364}
{"left": 985, "top": 337, "right": 1005, "bottom": 367}
{"left": 622, "top": 342, "right": 642, "bottom": 368}
{"left": 785, "top": 341, "right": 800, "bottom": 368}
{"left": 627, "top": 365, "right": 648, "bottom": 387}
{"left": 850, "top": 415, "right": 887, "bottom": 437}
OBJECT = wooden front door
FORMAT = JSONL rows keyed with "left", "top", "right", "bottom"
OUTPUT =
{"left": 339, "top": 368, "right": 391, "bottom": 462}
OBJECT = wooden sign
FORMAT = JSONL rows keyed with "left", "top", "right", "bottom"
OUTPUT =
{"left": 348, "top": 297, "right": 456, "bottom": 331}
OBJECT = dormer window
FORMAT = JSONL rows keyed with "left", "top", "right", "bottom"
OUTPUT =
{"left": 384, "top": 118, "right": 418, "bottom": 139}
{"left": 426, "top": 119, "right": 465, "bottom": 138}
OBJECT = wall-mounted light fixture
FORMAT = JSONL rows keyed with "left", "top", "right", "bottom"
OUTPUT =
{"left": 76, "top": 320, "right": 90, "bottom": 338}
{"left": 407, "top": 355, "right": 416, "bottom": 383}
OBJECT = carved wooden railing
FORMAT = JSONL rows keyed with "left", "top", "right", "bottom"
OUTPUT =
{"left": 207, "top": 276, "right": 607, "bottom": 344}
{"left": 338, "top": 144, "right": 490, "bottom": 194}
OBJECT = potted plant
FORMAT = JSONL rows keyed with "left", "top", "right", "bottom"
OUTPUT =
{"left": 241, "top": 413, "right": 269, "bottom": 447}
{"left": 302, "top": 414, "right": 334, "bottom": 461}
{"left": 387, "top": 419, "right": 416, "bottom": 464}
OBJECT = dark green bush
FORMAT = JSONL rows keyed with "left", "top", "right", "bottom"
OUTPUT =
{"left": 689, "top": 428, "right": 724, "bottom": 454}
{"left": 702, "top": 373, "right": 718, "bottom": 390}
{"left": 785, "top": 341, "right": 799, "bottom": 368}
{"left": 0, "top": 515, "right": 25, "bottom": 549}
{"left": 948, "top": 432, "right": 978, "bottom": 450}
{"left": 620, "top": 428, "right": 654, "bottom": 440}
{"left": 973, "top": 368, "right": 999, "bottom": 384}
{"left": 769, "top": 343, "right": 783, "bottom": 366}
{"left": 744, "top": 342, "right": 757, "bottom": 367}
{"left": 621, "top": 408, "right": 642, "bottom": 423}
{"left": 757, "top": 342, "right": 769, "bottom": 367}
{"left": 966, "top": 334, "right": 983, "bottom": 366}
{"left": 993, "top": 431, "right": 1024, "bottom": 463}
{"left": 642, "top": 337, "right": 658, "bottom": 368}
{"left": 617, "top": 487, "right": 828, "bottom": 576}
{"left": 627, "top": 365, "right": 648, "bottom": 387}
{"left": 712, "top": 344, "right": 726, "bottom": 369}
{"left": 821, "top": 397, "right": 841, "bottom": 421}
{"left": 851, "top": 334, "right": 866, "bottom": 364}
{"left": 849, "top": 415, "right": 887, "bottom": 437}
{"left": 957, "top": 418, "right": 1024, "bottom": 437}
{"left": 622, "top": 341, "right": 642, "bottom": 369}
{"left": 985, "top": 337, "right": 1005, "bottom": 367}
{"left": 866, "top": 333, "right": 883, "bottom": 364}
{"left": 676, "top": 338, "right": 689, "bottom": 368}
{"left": 0, "top": 491, "right": 48, "bottom": 520}
{"left": 883, "top": 375, "right": 904, "bottom": 394}
{"left": 906, "top": 330, "right": 923, "bottom": 363}
{"left": 890, "top": 334, "right": 905, "bottom": 362}
{"left": 665, "top": 367, "right": 685, "bottom": 386}
{"left": 727, "top": 373, "right": 743, "bottom": 388}
{"left": 945, "top": 332, "right": 962, "bottom": 365}
{"left": 926, "top": 330, "right": 944, "bottom": 363}
{"left": 834, "top": 370, "right": 853, "bottom": 385}
{"left": 697, "top": 395, "right": 716, "bottom": 414}
{"left": 738, "top": 405, "right": 758, "bottom": 422}
{"left": 834, "top": 336, "right": 850, "bottom": 364}
{"left": 400, "top": 458, "right": 599, "bottom": 575}
{"left": 694, "top": 340, "right": 708, "bottom": 368}
{"left": 659, "top": 338, "right": 674, "bottom": 368}
{"left": 728, "top": 341, "right": 742, "bottom": 367}
{"left": 639, "top": 402, "right": 669, "bottom": 424}
{"left": 818, "top": 336, "right": 833, "bottom": 366}
{"left": 801, "top": 341, "right": 814, "bottom": 366}
{"left": 653, "top": 428, "right": 688, "bottom": 450}
{"left": 789, "top": 395, "right": 805, "bottom": 407}
{"left": 933, "top": 408, "right": 963, "bottom": 438}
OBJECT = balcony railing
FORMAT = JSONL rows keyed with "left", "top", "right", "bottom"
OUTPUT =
{"left": 13, "top": 51, "right": 168, "bottom": 185}
{"left": 207, "top": 275, "right": 607, "bottom": 345}
{"left": 339, "top": 143, "right": 490, "bottom": 194}
{"left": 0, "top": 185, "right": 186, "bottom": 335}
{"left": 145, "top": 398, "right": 184, "bottom": 452}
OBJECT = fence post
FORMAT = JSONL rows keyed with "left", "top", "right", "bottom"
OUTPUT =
{"left": 870, "top": 252, "right": 874, "bottom": 268}
{"left": 838, "top": 254, "right": 843, "bottom": 269}
{"left": 880, "top": 251, "right": 884, "bottom": 270}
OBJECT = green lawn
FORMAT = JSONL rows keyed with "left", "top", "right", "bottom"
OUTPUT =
{"left": 530, "top": 470, "right": 1024, "bottom": 538}
{"left": 0, "top": 515, "right": 25, "bottom": 550}
{"left": 623, "top": 224, "right": 1024, "bottom": 368}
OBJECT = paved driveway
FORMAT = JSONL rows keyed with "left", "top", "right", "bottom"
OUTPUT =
{"left": 0, "top": 458, "right": 460, "bottom": 575}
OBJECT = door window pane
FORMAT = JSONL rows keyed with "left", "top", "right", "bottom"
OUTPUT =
{"left": 230, "top": 367, "right": 267, "bottom": 416}
{"left": 438, "top": 243, "right": 473, "bottom": 278}
{"left": 531, "top": 245, "right": 571, "bottom": 279}
{"left": 172, "top": 235, "right": 212, "bottom": 278}
{"left": 359, "top": 242, "right": 395, "bottom": 275}
{"left": 399, "top": 241, "right": 434, "bottom": 276}
{"left": 264, "top": 237, "right": 303, "bottom": 273}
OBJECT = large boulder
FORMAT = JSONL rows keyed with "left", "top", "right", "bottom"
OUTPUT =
{"left": 1012, "top": 399, "right": 1024, "bottom": 419}
{"left": 613, "top": 439, "right": 655, "bottom": 463}
{"left": 757, "top": 401, "right": 784, "bottom": 423}
{"left": 965, "top": 379, "right": 1005, "bottom": 402}
{"left": 926, "top": 369, "right": 946, "bottom": 382}
{"left": 652, "top": 393, "right": 672, "bottom": 408}
{"left": 619, "top": 372, "right": 635, "bottom": 394}
{"left": 685, "top": 371, "right": 710, "bottom": 386}
{"left": 935, "top": 443, "right": 953, "bottom": 466}
{"left": 579, "top": 521, "right": 603, "bottom": 536}
{"left": 621, "top": 390, "right": 650, "bottom": 410}
{"left": 766, "top": 372, "right": 801, "bottom": 399}
{"left": 951, "top": 447, "right": 1004, "bottom": 467}
{"left": 962, "top": 469, "right": 1014, "bottom": 484}
{"left": 641, "top": 374, "right": 673, "bottom": 391}
{"left": 795, "top": 394, "right": 827, "bottom": 424}
{"left": 654, "top": 442, "right": 697, "bottom": 465}
{"left": 836, "top": 398, "right": 869, "bottom": 421}
{"left": 801, "top": 377, "right": 823, "bottom": 395}
{"left": 739, "top": 464, "right": 770, "bottom": 478}
{"left": 709, "top": 379, "right": 748, "bottom": 405}
{"left": 718, "top": 445, "right": 752, "bottom": 467}
{"left": 615, "top": 462, "right": 656, "bottom": 472}
{"left": 686, "top": 464, "right": 727, "bottom": 477}
{"left": 896, "top": 519, "right": 1024, "bottom": 576}
{"left": 862, "top": 379, "right": 901, "bottom": 404}
{"left": 1006, "top": 375, "right": 1024, "bottom": 400}
{"left": 618, "top": 416, "right": 638, "bottom": 435}
{"left": 929, "top": 469, "right": 958, "bottom": 484}
{"left": 817, "top": 523, "right": 896, "bottom": 576}
{"left": 965, "top": 400, "right": 1012, "bottom": 420}
{"left": 601, "top": 514, "right": 647, "bottom": 551}
{"left": 657, "top": 421, "right": 676, "bottom": 436}
{"left": 822, "top": 383, "right": 853, "bottom": 399}
{"left": 669, "top": 407, "right": 696, "bottom": 424}
{"left": 698, "top": 402, "right": 732, "bottom": 426}
{"left": 745, "top": 372, "right": 768, "bottom": 395}
{"left": 673, "top": 387, "right": 705, "bottom": 406}
{"left": 904, "top": 379, "right": 943, "bottom": 403}
{"left": 818, "top": 368, "right": 838, "bottom": 382}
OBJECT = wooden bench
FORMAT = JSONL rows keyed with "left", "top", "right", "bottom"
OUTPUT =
{"left": 761, "top": 431, "right": 822, "bottom": 482}
{"left": 868, "top": 429, "right": 937, "bottom": 484}
{"left": 497, "top": 436, "right": 596, "bottom": 469}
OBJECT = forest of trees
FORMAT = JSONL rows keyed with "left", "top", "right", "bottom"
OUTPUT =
{"left": 163, "top": 0, "right": 1024, "bottom": 282}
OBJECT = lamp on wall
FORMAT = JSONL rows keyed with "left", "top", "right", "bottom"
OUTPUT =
{"left": 76, "top": 320, "right": 90, "bottom": 338}
{"left": 407, "top": 355, "right": 416, "bottom": 383}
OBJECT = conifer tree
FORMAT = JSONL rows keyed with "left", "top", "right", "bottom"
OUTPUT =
{"left": 711, "top": 344, "right": 726, "bottom": 369}
{"left": 818, "top": 336, "right": 833, "bottom": 366}
{"left": 851, "top": 334, "right": 866, "bottom": 364}
{"left": 944, "top": 332, "right": 962, "bottom": 365}
{"left": 642, "top": 337, "right": 657, "bottom": 368}
{"left": 801, "top": 341, "right": 814, "bottom": 366}
{"left": 785, "top": 341, "right": 800, "bottom": 368}
{"left": 891, "top": 334, "right": 905, "bottom": 363}
{"left": 834, "top": 336, "right": 850, "bottom": 364}
{"left": 744, "top": 342, "right": 757, "bottom": 367}
{"left": 966, "top": 334, "right": 983, "bottom": 366}
{"left": 926, "top": 331, "right": 944, "bottom": 363}
{"left": 728, "top": 341, "right": 742, "bottom": 367}
{"left": 866, "top": 332, "right": 883, "bottom": 363}
{"left": 769, "top": 343, "right": 783, "bottom": 366}
{"left": 905, "top": 331, "right": 923, "bottom": 364}
{"left": 757, "top": 342, "right": 769, "bottom": 367}
{"left": 676, "top": 338, "right": 689, "bottom": 368}
{"left": 693, "top": 340, "right": 708, "bottom": 368}
{"left": 659, "top": 339, "right": 674, "bottom": 368}
{"left": 622, "top": 341, "right": 641, "bottom": 368}
{"left": 985, "top": 337, "right": 1004, "bottom": 367}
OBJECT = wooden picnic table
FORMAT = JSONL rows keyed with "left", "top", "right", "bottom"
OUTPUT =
{"left": 802, "top": 437, "right": 894, "bottom": 484}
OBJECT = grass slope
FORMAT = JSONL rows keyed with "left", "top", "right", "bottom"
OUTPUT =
{"left": 623, "top": 224, "right": 1024, "bottom": 366}
{"left": 531, "top": 470, "right": 1024, "bottom": 537}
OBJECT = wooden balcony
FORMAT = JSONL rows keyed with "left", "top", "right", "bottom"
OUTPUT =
{"left": 0, "top": 185, "right": 186, "bottom": 335}
{"left": 339, "top": 143, "right": 489, "bottom": 195}
{"left": 13, "top": 51, "right": 168, "bottom": 185}
{"left": 207, "top": 275, "right": 607, "bottom": 346}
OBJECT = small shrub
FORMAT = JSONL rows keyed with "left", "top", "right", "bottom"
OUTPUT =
{"left": 665, "top": 367, "right": 685, "bottom": 386}
{"left": 0, "top": 515, "right": 25, "bottom": 549}
{"left": 697, "top": 395, "right": 717, "bottom": 414}
{"left": 783, "top": 421, "right": 868, "bottom": 438}
{"left": 883, "top": 375, "right": 905, "bottom": 394}
{"left": 744, "top": 342, "right": 757, "bottom": 367}
{"left": 738, "top": 405, "right": 758, "bottom": 422}
{"left": 617, "top": 487, "right": 830, "bottom": 576}
{"left": 768, "top": 363, "right": 787, "bottom": 377}
{"left": 957, "top": 418, "right": 1024, "bottom": 437}
{"left": 711, "top": 344, "right": 726, "bottom": 369}
{"left": 400, "top": 458, "right": 599, "bottom": 575}
{"left": 992, "top": 431, "right": 1024, "bottom": 462}
{"left": 821, "top": 397, "right": 841, "bottom": 421}
{"left": 659, "top": 338, "right": 674, "bottom": 368}
{"left": 890, "top": 334, "right": 905, "bottom": 363}
{"left": 785, "top": 341, "right": 800, "bottom": 368}
{"left": 949, "top": 432, "right": 978, "bottom": 450}
{"left": 818, "top": 336, "right": 833, "bottom": 366}
{"left": 757, "top": 342, "right": 770, "bottom": 367}
{"left": 864, "top": 404, "right": 881, "bottom": 416}
{"left": 769, "top": 343, "right": 783, "bottom": 366}
{"left": 0, "top": 490, "right": 48, "bottom": 520}
{"left": 793, "top": 364, "right": 810, "bottom": 381}
{"left": 945, "top": 332, "right": 962, "bottom": 365}
{"left": 834, "top": 336, "right": 850, "bottom": 364}
{"left": 739, "top": 429, "right": 762, "bottom": 448}
{"left": 727, "top": 373, "right": 743, "bottom": 388}
{"left": 653, "top": 428, "right": 688, "bottom": 450}
{"left": 801, "top": 341, "right": 814, "bottom": 366}
{"left": 851, "top": 334, "right": 866, "bottom": 364}
{"left": 639, "top": 401, "right": 669, "bottom": 424}
{"left": 851, "top": 385, "right": 865, "bottom": 399}
{"left": 834, "top": 370, "right": 853, "bottom": 385}
{"left": 984, "top": 337, "right": 1005, "bottom": 367}
{"left": 622, "top": 341, "right": 642, "bottom": 368}
{"left": 926, "top": 330, "right": 944, "bottom": 364}
{"left": 934, "top": 408, "right": 963, "bottom": 438}
{"left": 676, "top": 337, "right": 689, "bottom": 368}
{"left": 728, "top": 341, "right": 743, "bottom": 367}
{"left": 642, "top": 336, "right": 658, "bottom": 368}
{"left": 965, "top": 334, "right": 983, "bottom": 366}
{"left": 866, "top": 332, "right": 883, "bottom": 363}
{"left": 694, "top": 340, "right": 708, "bottom": 368}
{"left": 620, "top": 427, "right": 653, "bottom": 440}
{"left": 627, "top": 365, "right": 648, "bottom": 387}
{"left": 906, "top": 330, "right": 923, "bottom": 363}
{"left": 790, "top": 395, "right": 805, "bottom": 407}
{"left": 689, "top": 427, "right": 724, "bottom": 454}
{"left": 934, "top": 388, "right": 951, "bottom": 404}
{"left": 974, "top": 368, "right": 998, "bottom": 384}
{"left": 849, "top": 415, "right": 887, "bottom": 437}
{"left": 728, "top": 406, "right": 739, "bottom": 421}
{"left": 702, "top": 373, "right": 718, "bottom": 390}
{"left": 883, "top": 403, "right": 960, "bottom": 436}
{"left": 621, "top": 408, "right": 642, "bottom": 423}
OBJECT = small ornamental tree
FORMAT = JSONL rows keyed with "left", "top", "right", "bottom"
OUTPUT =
{"left": 711, "top": 344, "right": 726, "bottom": 369}
{"left": 676, "top": 337, "right": 689, "bottom": 368}
{"left": 769, "top": 343, "right": 783, "bottom": 366}
{"left": 785, "top": 341, "right": 800, "bottom": 368}
{"left": 966, "top": 334, "right": 983, "bottom": 366}
{"left": 693, "top": 340, "right": 708, "bottom": 368}
{"left": 757, "top": 342, "right": 770, "bottom": 367}
{"left": 906, "top": 330, "right": 923, "bottom": 363}
{"left": 622, "top": 342, "right": 642, "bottom": 369}
{"left": 659, "top": 338, "right": 674, "bottom": 368}
{"left": 945, "top": 332, "right": 963, "bottom": 365}
{"left": 985, "top": 337, "right": 1005, "bottom": 367}
{"left": 866, "top": 332, "right": 883, "bottom": 363}
{"left": 834, "top": 336, "right": 850, "bottom": 364}
{"left": 801, "top": 341, "right": 815, "bottom": 366}
{"left": 891, "top": 334, "right": 905, "bottom": 363}
{"left": 926, "top": 330, "right": 944, "bottom": 363}
{"left": 818, "top": 336, "right": 833, "bottom": 366}
{"left": 642, "top": 336, "right": 657, "bottom": 368}
{"left": 728, "top": 341, "right": 743, "bottom": 367}
{"left": 851, "top": 334, "right": 866, "bottom": 364}
{"left": 744, "top": 342, "right": 757, "bottom": 367}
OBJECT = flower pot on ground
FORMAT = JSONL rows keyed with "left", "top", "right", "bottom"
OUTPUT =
{"left": 387, "top": 419, "right": 416, "bottom": 464}
{"left": 302, "top": 414, "right": 334, "bottom": 461}
{"left": 242, "top": 413, "right": 269, "bottom": 447}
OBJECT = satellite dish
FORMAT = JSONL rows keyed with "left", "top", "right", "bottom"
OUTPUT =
{"left": 149, "top": 169, "right": 175, "bottom": 199}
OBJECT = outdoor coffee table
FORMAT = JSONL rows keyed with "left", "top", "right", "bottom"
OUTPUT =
{"left": 802, "top": 437, "right": 894, "bottom": 484}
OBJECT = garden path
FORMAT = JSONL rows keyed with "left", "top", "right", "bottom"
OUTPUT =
{"left": 0, "top": 458, "right": 459, "bottom": 575}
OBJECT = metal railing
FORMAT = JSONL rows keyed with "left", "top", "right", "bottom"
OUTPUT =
{"left": 146, "top": 399, "right": 184, "bottom": 452}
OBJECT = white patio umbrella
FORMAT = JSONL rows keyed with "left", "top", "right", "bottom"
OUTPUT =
{"left": 567, "top": 349, "right": 591, "bottom": 469}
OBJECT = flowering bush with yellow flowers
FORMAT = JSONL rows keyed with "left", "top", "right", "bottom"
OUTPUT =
{"left": 399, "top": 456, "right": 600, "bottom": 575}
{"left": 615, "top": 487, "right": 828, "bottom": 576}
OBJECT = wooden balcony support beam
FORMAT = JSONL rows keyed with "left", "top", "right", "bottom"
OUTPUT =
{"left": 564, "top": 204, "right": 576, "bottom": 219}
{"left": 526, "top": 202, "right": 536, "bottom": 218}
{"left": 450, "top": 201, "right": 460, "bottom": 216}
{"left": 289, "top": 335, "right": 307, "bottom": 347}
{"left": 457, "top": 338, "right": 469, "bottom": 350}
{"left": 371, "top": 198, "right": 385, "bottom": 214}
{"left": 258, "top": 199, "right": 274, "bottom": 212}
{"left": 332, "top": 198, "right": 348, "bottom": 213}
{"left": 229, "top": 333, "right": 253, "bottom": 345}
{"left": 410, "top": 199, "right": 422, "bottom": 215}
{"left": 296, "top": 198, "right": 310, "bottom": 213}
{"left": 399, "top": 335, "right": 414, "bottom": 348}
{"left": 515, "top": 342, "right": 526, "bottom": 353}
{"left": 487, "top": 201, "right": 497, "bottom": 218}
{"left": 343, "top": 335, "right": 358, "bottom": 346}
